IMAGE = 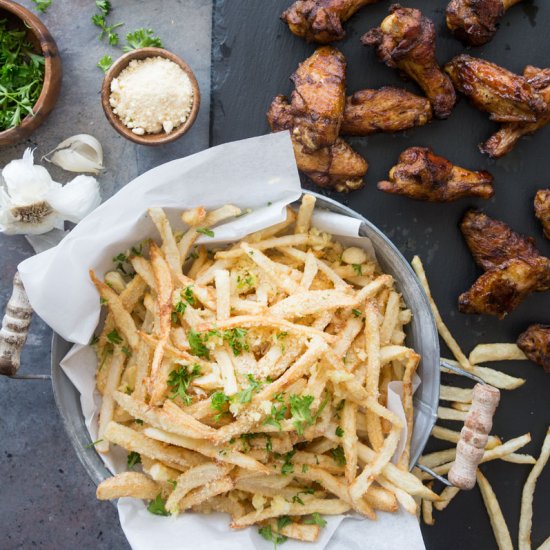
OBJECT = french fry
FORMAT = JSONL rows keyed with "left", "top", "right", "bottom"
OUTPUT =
{"left": 469, "top": 343, "right": 527, "bottom": 365}
{"left": 439, "top": 385, "right": 473, "bottom": 403}
{"left": 422, "top": 495, "right": 435, "bottom": 526}
{"left": 431, "top": 425, "right": 502, "bottom": 449}
{"left": 148, "top": 207, "right": 182, "bottom": 280}
{"left": 411, "top": 256, "right": 472, "bottom": 371}
{"left": 438, "top": 406, "right": 469, "bottom": 421}
{"left": 477, "top": 470, "right": 514, "bottom": 550}
{"left": 203, "top": 204, "right": 241, "bottom": 227}
{"left": 341, "top": 401, "right": 358, "bottom": 484}
{"left": 279, "top": 522, "right": 320, "bottom": 542}
{"left": 519, "top": 428, "right": 550, "bottom": 550}
{"left": 215, "top": 269, "right": 231, "bottom": 321}
{"left": 442, "top": 357, "right": 525, "bottom": 390}
{"left": 97, "top": 472, "right": 160, "bottom": 500}
{"left": 178, "top": 476, "right": 234, "bottom": 511}
{"left": 295, "top": 193, "right": 316, "bottom": 234}
{"left": 96, "top": 347, "right": 126, "bottom": 453}
{"left": 433, "top": 486, "right": 460, "bottom": 511}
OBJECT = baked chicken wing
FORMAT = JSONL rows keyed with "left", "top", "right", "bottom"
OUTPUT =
{"left": 445, "top": 55, "right": 547, "bottom": 123}
{"left": 458, "top": 257, "right": 550, "bottom": 318}
{"left": 281, "top": 0, "right": 379, "bottom": 43}
{"left": 460, "top": 210, "right": 542, "bottom": 272}
{"left": 341, "top": 87, "right": 432, "bottom": 135}
{"left": 517, "top": 324, "right": 550, "bottom": 372}
{"left": 377, "top": 147, "right": 494, "bottom": 201}
{"left": 481, "top": 66, "right": 550, "bottom": 158}
{"left": 290, "top": 46, "right": 346, "bottom": 152}
{"left": 535, "top": 189, "right": 550, "bottom": 240}
{"left": 267, "top": 95, "right": 368, "bottom": 192}
{"left": 362, "top": 4, "right": 456, "bottom": 119}
{"left": 446, "top": 0, "right": 524, "bottom": 47}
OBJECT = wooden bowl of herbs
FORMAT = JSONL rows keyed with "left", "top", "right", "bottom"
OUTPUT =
{"left": 0, "top": 0, "right": 62, "bottom": 146}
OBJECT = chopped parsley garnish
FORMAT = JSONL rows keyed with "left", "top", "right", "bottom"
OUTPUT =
{"left": 123, "top": 28, "right": 163, "bottom": 52}
{"left": 95, "top": 0, "right": 111, "bottom": 15}
{"left": 263, "top": 396, "right": 287, "bottom": 431}
{"left": 265, "top": 435, "right": 273, "bottom": 453}
{"left": 188, "top": 329, "right": 210, "bottom": 358}
{"left": 107, "top": 329, "right": 123, "bottom": 345}
{"left": 0, "top": 20, "right": 45, "bottom": 130}
{"left": 100, "top": 297, "right": 108, "bottom": 304}
{"left": 85, "top": 438, "right": 103, "bottom": 449}
{"left": 91, "top": 10, "right": 123, "bottom": 46}
{"left": 112, "top": 253, "right": 127, "bottom": 264}
{"left": 352, "top": 264, "right": 363, "bottom": 276}
{"left": 127, "top": 451, "right": 141, "bottom": 468}
{"left": 352, "top": 308, "right": 362, "bottom": 317}
{"left": 134, "top": 419, "right": 144, "bottom": 425}
{"left": 147, "top": 494, "right": 169, "bottom": 516}
{"left": 335, "top": 426, "right": 344, "bottom": 437}
{"left": 211, "top": 391, "right": 230, "bottom": 422}
{"left": 32, "top": 0, "right": 52, "bottom": 13}
{"left": 97, "top": 54, "right": 113, "bottom": 72}
{"left": 304, "top": 513, "right": 327, "bottom": 528}
{"left": 196, "top": 227, "right": 215, "bottom": 237}
{"left": 291, "top": 488, "right": 315, "bottom": 505}
{"left": 281, "top": 450, "right": 295, "bottom": 476}
{"left": 233, "top": 374, "right": 262, "bottom": 404}
{"left": 289, "top": 394, "right": 315, "bottom": 436}
{"left": 301, "top": 464, "right": 308, "bottom": 473}
{"left": 167, "top": 364, "right": 201, "bottom": 404}
{"left": 182, "top": 286, "right": 196, "bottom": 306}
{"left": 121, "top": 346, "right": 132, "bottom": 357}
{"left": 236, "top": 272, "right": 255, "bottom": 289}
{"left": 223, "top": 328, "right": 249, "bottom": 356}
{"left": 331, "top": 445, "right": 347, "bottom": 467}
{"left": 259, "top": 515, "right": 291, "bottom": 549}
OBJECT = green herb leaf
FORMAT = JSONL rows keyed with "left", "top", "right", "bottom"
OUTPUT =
{"left": 223, "top": 328, "right": 249, "bottom": 356}
{"left": 331, "top": 445, "right": 347, "bottom": 467}
{"left": 352, "top": 264, "right": 363, "bottom": 276}
{"left": 85, "top": 438, "right": 103, "bottom": 449}
{"left": 97, "top": 54, "right": 113, "bottom": 72}
{"left": 233, "top": 374, "right": 261, "bottom": 404}
{"left": 167, "top": 364, "right": 201, "bottom": 404}
{"left": 188, "top": 330, "right": 210, "bottom": 359}
{"left": 289, "top": 394, "right": 315, "bottom": 436}
{"left": 335, "top": 426, "right": 344, "bottom": 437}
{"left": 352, "top": 308, "right": 362, "bottom": 317}
{"left": 304, "top": 512, "right": 327, "bottom": 528}
{"left": 211, "top": 391, "right": 230, "bottom": 422}
{"left": 263, "top": 395, "right": 287, "bottom": 431}
{"left": 32, "top": 0, "right": 52, "bottom": 13}
{"left": 147, "top": 494, "right": 169, "bottom": 516}
{"left": 281, "top": 450, "right": 295, "bottom": 476}
{"left": 123, "top": 28, "right": 163, "bottom": 52}
{"left": 127, "top": 451, "right": 141, "bottom": 468}
{"left": 196, "top": 227, "right": 215, "bottom": 237}
{"left": 95, "top": 0, "right": 111, "bottom": 15}
{"left": 258, "top": 525, "right": 287, "bottom": 549}
{"left": 121, "top": 346, "right": 132, "bottom": 357}
{"left": 107, "top": 329, "right": 123, "bottom": 345}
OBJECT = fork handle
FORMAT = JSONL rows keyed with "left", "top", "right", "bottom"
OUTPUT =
{"left": 0, "top": 271, "right": 33, "bottom": 376}
{"left": 448, "top": 383, "right": 500, "bottom": 489}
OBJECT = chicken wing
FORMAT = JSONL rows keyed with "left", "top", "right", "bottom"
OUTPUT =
{"left": 445, "top": 55, "right": 547, "bottom": 123}
{"left": 377, "top": 147, "right": 494, "bottom": 202}
{"left": 362, "top": 4, "right": 456, "bottom": 119}
{"left": 458, "top": 256, "right": 550, "bottom": 318}
{"left": 341, "top": 87, "right": 432, "bottom": 135}
{"left": 267, "top": 95, "right": 368, "bottom": 192}
{"left": 460, "top": 210, "right": 542, "bottom": 272}
{"left": 281, "top": 0, "right": 379, "bottom": 43}
{"left": 446, "top": 0, "right": 523, "bottom": 47}
{"left": 480, "top": 66, "right": 550, "bottom": 158}
{"left": 535, "top": 189, "right": 550, "bottom": 240}
{"left": 517, "top": 324, "right": 550, "bottom": 372}
{"left": 290, "top": 46, "right": 346, "bottom": 152}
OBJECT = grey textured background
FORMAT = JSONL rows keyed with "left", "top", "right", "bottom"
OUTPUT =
{"left": 0, "top": 1, "right": 211, "bottom": 548}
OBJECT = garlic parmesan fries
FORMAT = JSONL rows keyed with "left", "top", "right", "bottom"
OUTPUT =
{"left": 91, "top": 195, "right": 432, "bottom": 543}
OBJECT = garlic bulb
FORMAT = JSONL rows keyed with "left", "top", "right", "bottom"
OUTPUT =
{"left": 43, "top": 134, "right": 104, "bottom": 174}
{"left": 0, "top": 148, "right": 101, "bottom": 236}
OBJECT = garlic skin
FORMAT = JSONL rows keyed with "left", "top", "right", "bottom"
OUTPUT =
{"left": 0, "top": 148, "right": 101, "bottom": 236}
{"left": 43, "top": 134, "right": 104, "bottom": 174}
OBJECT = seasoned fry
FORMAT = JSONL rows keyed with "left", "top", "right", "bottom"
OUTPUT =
{"left": 519, "top": 428, "right": 550, "bottom": 550}
{"left": 440, "top": 385, "right": 473, "bottom": 403}
{"left": 477, "top": 470, "right": 514, "bottom": 550}
{"left": 433, "top": 486, "right": 460, "bottom": 511}
{"left": 90, "top": 197, "right": 422, "bottom": 537}
{"left": 412, "top": 255, "right": 472, "bottom": 371}
{"left": 469, "top": 343, "right": 527, "bottom": 365}
{"left": 442, "top": 358, "right": 525, "bottom": 390}
{"left": 432, "top": 425, "right": 502, "bottom": 449}
{"left": 97, "top": 472, "right": 160, "bottom": 500}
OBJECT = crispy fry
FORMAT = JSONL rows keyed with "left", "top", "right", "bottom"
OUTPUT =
{"left": 295, "top": 193, "right": 316, "bottom": 234}
{"left": 97, "top": 472, "right": 160, "bottom": 500}
{"left": 519, "top": 428, "right": 550, "bottom": 550}
{"left": 442, "top": 357, "right": 525, "bottom": 390}
{"left": 433, "top": 486, "right": 460, "bottom": 511}
{"left": 469, "top": 343, "right": 527, "bottom": 365}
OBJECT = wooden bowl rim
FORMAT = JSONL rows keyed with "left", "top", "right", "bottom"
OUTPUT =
{"left": 0, "top": 0, "right": 62, "bottom": 144}
{"left": 101, "top": 47, "right": 201, "bottom": 146}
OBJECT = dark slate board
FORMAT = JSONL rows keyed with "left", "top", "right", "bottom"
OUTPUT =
{"left": 210, "top": 1, "right": 550, "bottom": 548}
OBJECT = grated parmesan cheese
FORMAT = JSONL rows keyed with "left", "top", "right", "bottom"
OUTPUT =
{"left": 109, "top": 56, "right": 194, "bottom": 135}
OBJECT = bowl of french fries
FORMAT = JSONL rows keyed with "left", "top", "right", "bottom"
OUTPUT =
{"left": 52, "top": 192, "right": 440, "bottom": 544}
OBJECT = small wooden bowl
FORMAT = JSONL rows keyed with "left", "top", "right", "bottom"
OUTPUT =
{"left": 101, "top": 48, "right": 201, "bottom": 146}
{"left": 0, "top": 0, "right": 62, "bottom": 146}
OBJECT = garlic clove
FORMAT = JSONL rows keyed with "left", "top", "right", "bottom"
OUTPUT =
{"left": 43, "top": 134, "right": 104, "bottom": 174}
{"left": 46, "top": 175, "right": 101, "bottom": 224}
{"left": 0, "top": 189, "right": 60, "bottom": 235}
{"left": 2, "top": 148, "right": 60, "bottom": 205}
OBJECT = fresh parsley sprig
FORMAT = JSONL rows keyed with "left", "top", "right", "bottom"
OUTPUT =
{"left": 147, "top": 494, "right": 169, "bottom": 516}
{"left": 32, "top": 0, "right": 52, "bottom": 13}
{"left": 289, "top": 394, "right": 315, "bottom": 436}
{"left": 123, "top": 28, "right": 163, "bottom": 52}
{"left": 167, "top": 364, "right": 201, "bottom": 405}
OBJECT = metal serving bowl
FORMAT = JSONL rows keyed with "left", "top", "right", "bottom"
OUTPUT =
{"left": 51, "top": 191, "right": 440, "bottom": 487}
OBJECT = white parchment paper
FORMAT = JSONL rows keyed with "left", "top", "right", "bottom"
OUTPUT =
{"left": 21, "top": 133, "right": 425, "bottom": 550}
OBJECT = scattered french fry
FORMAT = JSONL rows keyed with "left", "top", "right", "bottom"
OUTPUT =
{"left": 469, "top": 343, "right": 527, "bottom": 365}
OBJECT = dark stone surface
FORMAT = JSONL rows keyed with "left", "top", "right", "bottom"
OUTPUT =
{"left": 211, "top": 1, "right": 550, "bottom": 549}
{"left": 0, "top": 1, "right": 211, "bottom": 549}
